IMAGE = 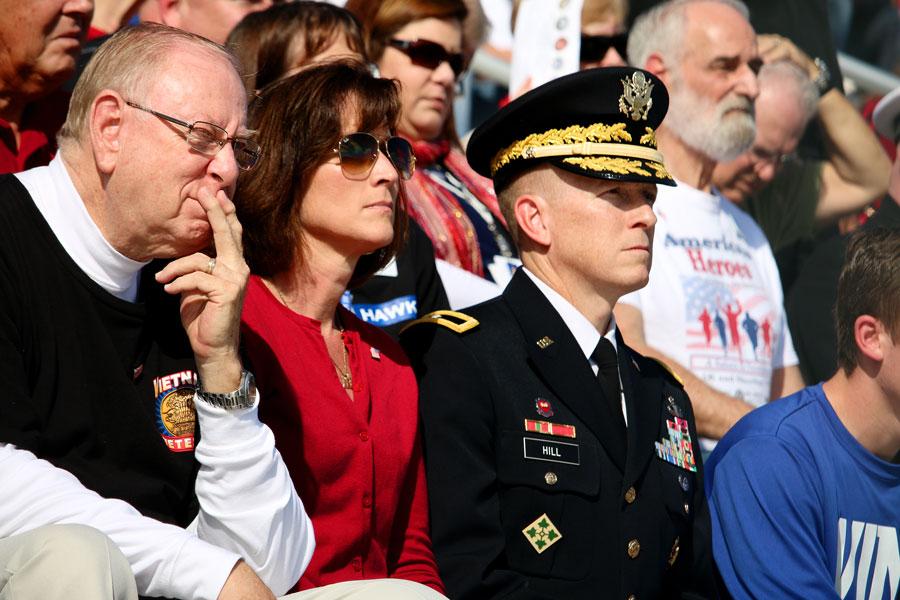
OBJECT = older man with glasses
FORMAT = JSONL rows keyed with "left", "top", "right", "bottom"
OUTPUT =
{"left": 710, "top": 36, "right": 889, "bottom": 292}
{"left": 0, "top": 23, "right": 313, "bottom": 600}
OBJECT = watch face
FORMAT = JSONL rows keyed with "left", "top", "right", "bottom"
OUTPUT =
{"left": 813, "top": 57, "right": 830, "bottom": 91}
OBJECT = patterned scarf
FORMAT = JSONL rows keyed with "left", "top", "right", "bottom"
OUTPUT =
{"left": 403, "top": 137, "right": 506, "bottom": 277}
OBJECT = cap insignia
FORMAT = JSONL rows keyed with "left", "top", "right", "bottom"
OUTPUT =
{"left": 619, "top": 71, "right": 654, "bottom": 122}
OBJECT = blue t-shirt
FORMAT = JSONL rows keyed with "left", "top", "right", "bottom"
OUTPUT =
{"left": 705, "top": 384, "right": 900, "bottom": 599}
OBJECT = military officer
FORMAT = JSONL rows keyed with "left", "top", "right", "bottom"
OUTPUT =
{"left": 401, "top": 67, "right": 718, "bottom": 599}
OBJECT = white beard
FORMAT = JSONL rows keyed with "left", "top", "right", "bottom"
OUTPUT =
{"left": 665, "top": 76, "right": 756, "bottom": 163}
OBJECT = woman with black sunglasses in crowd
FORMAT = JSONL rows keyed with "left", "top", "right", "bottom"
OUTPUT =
{"left": 235, "top": 61, "right": 446, "bottom": 598}
{"left": 507, "top": 0, "right": 628, "bottom": 99}
{"left": 346, "top": 0, "right": 519, "bottom": 286}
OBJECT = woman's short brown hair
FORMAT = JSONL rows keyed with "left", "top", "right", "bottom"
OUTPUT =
{"left": 226, "top": 1, "right": 366, "bottom": 94}
{"left": 344, "top": 0, "right": 468, "bottom": 63}
{"left": 235, "top": 60, "right": 408, "bottom": 288}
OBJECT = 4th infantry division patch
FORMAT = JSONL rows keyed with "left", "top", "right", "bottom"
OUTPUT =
{"left": 522, "top": 513, "right": 563, "bottom": 554}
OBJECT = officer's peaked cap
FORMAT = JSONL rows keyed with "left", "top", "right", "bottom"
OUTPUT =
{"left": 466, "top": 67, "right": 675, "bottom": 190}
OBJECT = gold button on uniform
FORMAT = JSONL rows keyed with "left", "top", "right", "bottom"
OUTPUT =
{"left": 668, "top": 537, "right": 681, "bottom": 567}
{"left": 624, "top": 486, "right": 636, "bottom": 504}
{"left": 626, "top": 595, "right": 637, "bottom": 600}
{"left": 627, "top": 539, "right": 641, "bottom": 559}
{"left": 544, "top": 472, "right": 558, "bottom": 485}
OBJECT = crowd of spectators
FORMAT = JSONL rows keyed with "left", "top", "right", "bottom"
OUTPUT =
{"left": 0, "top": 0, "right": 897, "bottom": 599}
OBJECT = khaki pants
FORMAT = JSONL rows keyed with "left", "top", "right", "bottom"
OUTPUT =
{"left": 283, "top": 579, "right": 448, "bottom": 600}
{"left": 0, "top": 525, "right": 446, "bottom": 600}
{"left": 0, "top": 524, "right": 138, "bottom": 600}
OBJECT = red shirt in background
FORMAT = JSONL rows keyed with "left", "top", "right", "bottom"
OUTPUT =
{"left": 0, "top": 92, "right": 69, "bottom": 175}
{"left": 241, "top": 275, "right": 445, "bottom": 593}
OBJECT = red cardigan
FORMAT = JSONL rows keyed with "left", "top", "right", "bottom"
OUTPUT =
{"left": 241, "top": 276, "right": 444, "bottom": 592}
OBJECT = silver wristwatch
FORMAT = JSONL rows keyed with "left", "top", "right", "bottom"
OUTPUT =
{"left": 812, "top": 57, "right": 831, "bottom": 95}
{"left": 197, "top": 370, "right": 256, "bottom": 410}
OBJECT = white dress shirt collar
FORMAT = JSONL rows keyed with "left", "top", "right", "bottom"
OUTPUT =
{"left": 522, "top": 267, "right": 618, "bottom": 361}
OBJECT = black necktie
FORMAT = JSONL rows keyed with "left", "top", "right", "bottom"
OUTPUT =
{"left": 592, "top": 338, "right": 626, "bottom": 433}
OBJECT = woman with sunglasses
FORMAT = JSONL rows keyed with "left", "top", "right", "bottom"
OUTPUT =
{"left": 235, "top": 61, "right": 446, "bottom": 597}
{"left": 346, "top": 0, "right": 519, "bottom": 285}
{"left": 228, "top": 1, "right": 450, "bottom": 337}
{"left": 576, "top": 0, "right": 629, "bottom": 69}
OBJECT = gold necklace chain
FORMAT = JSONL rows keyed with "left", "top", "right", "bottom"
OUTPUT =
{"left": 331, "top": 312, "right": 353, "bottom": 390}
{"left": 272, "top": 280, "right": 353, "bottom": 390}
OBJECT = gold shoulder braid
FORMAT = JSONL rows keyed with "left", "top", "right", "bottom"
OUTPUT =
{"left": 399, "top": 310, "right": 480, "bottom": 335}
{"left": 647, "top": 357, "right": 685, "bottom": 387}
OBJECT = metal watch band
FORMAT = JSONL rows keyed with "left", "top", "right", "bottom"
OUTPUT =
{"left": 813, "top": 57, "right": 830, "bottom": 94}
{"left": 196, "top": 370, "right": 256, "bottom": 410}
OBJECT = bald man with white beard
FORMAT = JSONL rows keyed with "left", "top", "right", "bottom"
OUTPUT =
{"left": 615, "top": 0, "right": 805, "bottom": 451}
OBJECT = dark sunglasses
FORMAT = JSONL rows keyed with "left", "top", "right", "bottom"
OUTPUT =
{"left": 580, "top": 32, "right": 628, "bottom": 63}
{"left": 388, "top": 38, "right": 466, "bottom": 78}
{"left": 334, "top": 132, "right": 416, "bottom": 181}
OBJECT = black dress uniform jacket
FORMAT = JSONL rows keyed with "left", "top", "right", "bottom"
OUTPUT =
{"left": 403, "top": 270, "right": 718, "bottom": 600}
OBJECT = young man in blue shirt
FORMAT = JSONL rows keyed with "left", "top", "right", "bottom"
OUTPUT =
{"left": 705, "top": 226, "right": 900, "bottom": 599}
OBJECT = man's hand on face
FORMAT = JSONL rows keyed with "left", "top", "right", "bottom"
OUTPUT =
{"left": 757, "top": 34, "right": 817, "bottom": 80}
{"left": 218, "top": 560, "right": 276, "bottom": 600}
{"left": 154, "top": 186, "right": 249, "bottom": 392}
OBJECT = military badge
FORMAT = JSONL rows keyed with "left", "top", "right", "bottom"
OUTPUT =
{"left": 654, "top": 416, "right": 697, "bottom": 472}
{"left": 525, "top": 418, "right": 576, "bottom": 438}
{"left": 535, "top": 398, "right": 554, "bottom": 417}
{"left": 523, "top": 437, "right": 580, "bottom": 465}
{"left": 618, "top": 71, "right": 654, "bottom": 121}
{"left": 536, "top": 336, "right": 555, "bottom": 349}
{"left": 522, "top": 513, "right": 563, "bottom": 554}
{"left": 153, "top": 370, "right": 198, "bottom": 453}
{"left": 666, "top": 394, "right": 683, "bottom": 418}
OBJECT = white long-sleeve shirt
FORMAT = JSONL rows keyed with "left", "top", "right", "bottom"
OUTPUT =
{"left": 4, "top": 155, "right": 315, "bottom": 599}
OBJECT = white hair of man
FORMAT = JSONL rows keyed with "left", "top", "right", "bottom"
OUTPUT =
{"left": 58, "top": 23, "right": 241, "bottom": 149}
{"left": 758, "top": 59, "right": 819, "bottom": 128}
{"left": 626, "top": 0, "right": 750, "bottom": 69}
{"left": 628, "top": 0, "right": 756, "bottom": 162}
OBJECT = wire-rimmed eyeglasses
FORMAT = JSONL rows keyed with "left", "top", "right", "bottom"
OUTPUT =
{"left": 125, "top": 101, "right": 261, "bottom": 171}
